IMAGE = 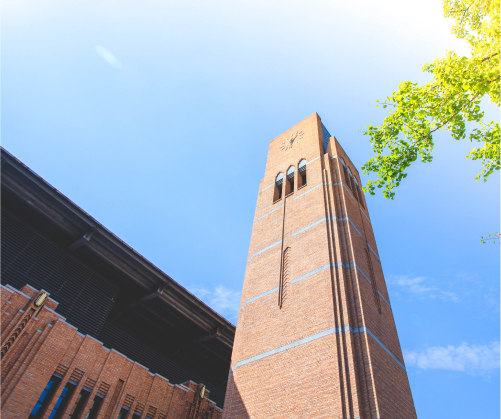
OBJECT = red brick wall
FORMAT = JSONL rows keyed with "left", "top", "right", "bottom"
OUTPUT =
{"left": 224, "top": 113, "right": 417, "bottom": 418}
{"left": 1, "top": 284, "right": 222, "bottom": 419}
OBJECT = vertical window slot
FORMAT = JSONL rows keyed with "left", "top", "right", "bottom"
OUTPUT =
{"left": 273, "top": 173, "right": 284, "bottom": 203}
{"left": 286, "top": 166, "right": 295, "bottom": 195}
{"left": 29, "top": 375, "right": 62, "bottom": 419}
{"left": 298, "top": 159, "right": 307, "bottom": 188}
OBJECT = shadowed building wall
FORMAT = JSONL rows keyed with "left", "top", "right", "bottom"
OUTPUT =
{"left": 223, "top": 113, "right": 417, "bottom": 419}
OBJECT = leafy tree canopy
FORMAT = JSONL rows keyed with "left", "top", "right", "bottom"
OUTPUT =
{"left": 362, "top": 0, "right": 500, "bottom": 199}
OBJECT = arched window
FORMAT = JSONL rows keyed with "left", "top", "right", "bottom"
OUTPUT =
{"left": 273, "top": 173, "right": 284, "bottom": 203}
{"left": 298, "top": 159, "right": 307, "bottom": 188}
{"left": 353, "top": 177, "right": 366, "bottom": 209}
{"left": 285, "top": 166, "right": 295, "bottom": 195}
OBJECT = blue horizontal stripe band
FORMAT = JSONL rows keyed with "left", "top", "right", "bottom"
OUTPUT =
{"left": 240, "top": 287, "right": 279, "bottom": 309}
{"left": 248, "top": 240, "right": 282, "bottom": 262}
{"left": 256, "top": 204, "right": 283, "bottom": 221}
{"left": 365, "top": 328, "right": 405, "bottom": 370}
{"left": 240, "top": 262, "right": 391, "bottom": 308}
{"left": 231, "top": 324, "right": 405, "bottom": 372}
{"left": 292, "top": 216, "right": 363, "bottom": 238}
{"left": 368, "top": 243, "right": 380, "bottom": 261}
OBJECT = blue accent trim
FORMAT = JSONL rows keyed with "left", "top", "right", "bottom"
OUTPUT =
{"left": 240, "top": 287, "right": 279, "bottom": 309}
{"left": 232, "top": 324, "right": 405, "bottom": 371}
{"left": 306, "top": 156, "right": 320, "bottom": 166}
{"left": 293, "top": 218, "right": 328, "bottom": 236}
{"left": 292, "top": 216, "right": 362, "bottom": 238}
{"left": 348, "top": 219, "right": 362, "bottom": 237}
{"left": 291, "top": 264, "right": 330, "bottom": 283}
{"left": 257, "top": 204, "right": 284, "bottom": 221}
{"left": 365, "top": 328, "right": 406, "bottom": 370}
{"left": 248, "top": 240, "right": 282, "bottom": 262}
{"left": 261, "top": 183, "right": 274, "bottom": 192}
{"left": 378, "top": 291, "right": 391, "bottom": 308}
{"left": 241, "top": 262, "right": 391, "bottom": 308}
{"left": 293, "top": 183, "right": 323, "bottom": 200}
{"left": 368, "top": 243, "right": 380, "bottom": 261}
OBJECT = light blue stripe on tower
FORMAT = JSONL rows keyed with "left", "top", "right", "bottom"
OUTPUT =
{"left": 248, "top": 240, "right": 282, "bottom": 262}
{"left": 366, "top": 328, "right": 405, "bottom": 370}
{"left": 291, "top": 264, "right": 330, "bottom": 283}
{"left": 240, "top": 287, "right": 279, "bottom": 309}
{"left": 292, "top": 218, "right": 328, "bottom": 236}
{"left": 378, "top": 291, "right": 391, "bottom": 308}
{"left": 256, "top": 204, "right": 283, "bottom": 221}
{"left": 368, "top": 243, "right": 380, "bottom": 260}
{"left": 293, "top": 183, "right": 323, "bottom": 200}
{"left": 292, "top": 216, "right": 362, "bottom": 237}
{"left": 231, "top": 324, "right": 406, "bottom": 371}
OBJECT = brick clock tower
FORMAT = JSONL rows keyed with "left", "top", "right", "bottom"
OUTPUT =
{"left": 223, "top": 113, "right": 417, "bottom": 418}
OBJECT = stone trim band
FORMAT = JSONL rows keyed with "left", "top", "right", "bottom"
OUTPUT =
{"left": 240, "top": 262, "right": 391, "bottom": 309}
{"left": 231, "top": 324, "right": 405, "bottom": 371}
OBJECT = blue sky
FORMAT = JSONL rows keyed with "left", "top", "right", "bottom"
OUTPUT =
{"left": 3, "top": 0, "right": 499, "bottom": 417}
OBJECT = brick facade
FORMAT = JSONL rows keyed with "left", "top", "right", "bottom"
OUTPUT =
{"left": 223, "top": 113, "right": 417, "bottom": 418}
{"left": 1, "top": 284, "right": 223, "bottom": 419}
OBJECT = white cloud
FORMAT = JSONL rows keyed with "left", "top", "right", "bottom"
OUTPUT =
{"left": 95, "top": 45, "right": 122, "bottom": 69}
{"left": 389, "top": 275, "right": 460, "bottom": 302}
{"left": 404, "top": 342, "right": 500, "bottom": 376}
{"left": 189, "top": 285, "right": 241, "bottom": 320}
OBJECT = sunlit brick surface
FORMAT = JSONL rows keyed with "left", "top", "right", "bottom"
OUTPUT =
{"left": 224, "top": 113, "right": 417, "bottom": 419}
{"left": 0, "top": 285, "right": 222, "bottom": 419}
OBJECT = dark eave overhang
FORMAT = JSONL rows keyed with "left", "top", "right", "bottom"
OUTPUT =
{"left": 1, "top": 147, "right": 235, "bottom": 348}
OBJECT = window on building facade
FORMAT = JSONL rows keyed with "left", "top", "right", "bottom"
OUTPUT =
{"left": 285, "top": 166, "right": 295, "bottom": 196}
{"left": 117, "top": 407, "right": 130, "bottom": 419}
{"left": 29, "top": 376, "right": 62, "bottom": 419}
{"left": 85, "top": 395, "right": 104, "bottom": 419}
{"left": 273, "top": 173, "right": 284, "bottom": 203}
{"left": 48, "top": 381, "right": 77, "bottom": 419}
{"left": 298, "top": 159, "right": 307, "bottom": 188}
{"left": 68, "top": 388, "right": 91, "bottom": 419}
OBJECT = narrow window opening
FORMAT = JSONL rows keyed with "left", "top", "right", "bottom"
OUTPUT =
{"left": 273, "top": 173, "right": 284, "bottom": 203}
{"left": 49, "top": 380, "right": 77, "bottom": 419}
{"left": 117, "top": 407, "right": 130, "bottom": 419}
{"left": 68, "top": 388, "right": 91, "bottom": 419}
{"left": 278, "top": 247, "right": 291, "bottom": 309}
{"left": 365, "top": 248, "right": 382, "bottom": 314}
{"left": 285, "top": 166, "right": 295, "bottom": 196}
{"left": 298, "top": 159, "right": 307, "bottom": 188}
{"left": 29, "top": 375, "right": 62, "bottom": 419}
{"left": 85, "top": 394, "right": 104, "bottom": 419}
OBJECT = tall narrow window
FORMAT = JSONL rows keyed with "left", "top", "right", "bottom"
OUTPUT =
{"left": 273, "top": 173, "right": 284, "bottom": 203}
{"left": 285, "top": 166, "right": 295, "bottom": 195}
{"left": 68, "top": 388, "right": 91, "bottom": 419}
{"left": 117, "top": 407, "right": 130, "bottom": 419}
{"left": 85, "top": 395, "right": 104, "bottom": 419}
{"left": 49, "top": 381, "right": 77, "bottom": 419}
{"left": 298, "top": 159, "right": 307, "bottom": 188}
{"left": 29, "top": 375, "right": 62, "bottom": 419}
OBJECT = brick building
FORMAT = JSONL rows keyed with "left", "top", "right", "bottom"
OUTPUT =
{"left": 2, "top": 113, "right": 416, "bottom": 419}
{"left": 1, "top": 149, "right": 234, "bottom": 418}
{"left": 223, "top": 113, "right": 417, "bottom": 418}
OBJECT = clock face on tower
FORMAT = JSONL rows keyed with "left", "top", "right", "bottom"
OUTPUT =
{"left": 280, "top": 131, "right": 304, "bottom": 151}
